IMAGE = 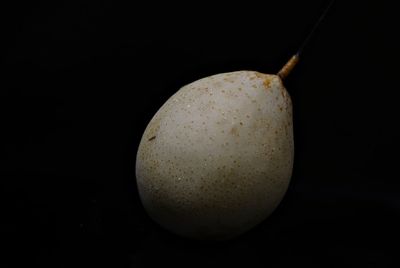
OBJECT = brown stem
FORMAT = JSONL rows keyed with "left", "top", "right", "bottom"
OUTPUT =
{"left": 277, "top": 54, "right": 299, "bottom": 80}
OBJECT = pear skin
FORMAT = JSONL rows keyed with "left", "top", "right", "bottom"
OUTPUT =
{"left": 136, "top": 71, "right": 294, "bottom": 240}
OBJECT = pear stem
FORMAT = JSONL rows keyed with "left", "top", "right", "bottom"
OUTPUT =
{"left": 277, "top": 54, "right": 299, "bottom": 80}
{"left": 277, "top": 0, "right": 334, "bottom": 80}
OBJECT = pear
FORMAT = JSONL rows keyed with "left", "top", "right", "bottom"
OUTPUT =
{"left": 136, "top": 55, "right": 298, "bottom": 240}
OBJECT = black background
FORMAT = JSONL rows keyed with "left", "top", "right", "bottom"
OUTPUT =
{"left": 1, "top": 1, "right": 399, "bottom": 267}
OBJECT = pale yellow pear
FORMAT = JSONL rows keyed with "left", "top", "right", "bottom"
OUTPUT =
{"left": 135, "top": 58, "right": 296, "bottom": 240}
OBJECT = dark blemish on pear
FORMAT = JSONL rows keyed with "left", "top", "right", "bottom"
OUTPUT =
{"left": 148, "top": 136, "right": 156, "bottom": 141}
